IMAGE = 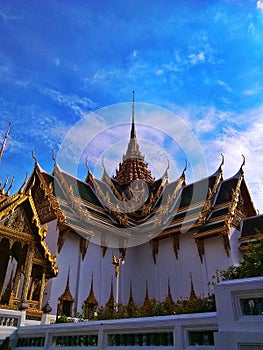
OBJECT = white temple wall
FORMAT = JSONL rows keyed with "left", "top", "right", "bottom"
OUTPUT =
{"left": 47, "top": 231, "right": 80, "bottom": 315}
{"left": 43, "top": 219, "right": 59, "bottom": 255}
{"left": 78, "top": 242, "right": 119, "bottom": 309}
{"left": 202, "top": 236, "right": 229, "bottom": 294}
{"left": 44, "top": 223, "right": 244, "bottom": 315}
{"left": 174, "top": 232, "right": 204, "bottom": 299}
{"left": 124, "top": 242, "right": 156, "bottom": 306}
{"left": 153, "top": 237, "right": 176, "bottom": 301}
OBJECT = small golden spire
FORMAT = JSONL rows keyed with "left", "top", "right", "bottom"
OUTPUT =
{"left": 128, "top": 281, "right": 134, "bottom": 305}
{"left": 105, "top": 278, "right": 114, "bottom": 309}
{"left": 189, "top": 272, "right": 197, "bottom": 300}
{"left": 166, "top": 279, "right": 174, "bottom": 303}
{"left": 0, "top": 121, "right": 12, "bottom": 162}
{"left": 18, "top": 173, "right": 28, "bottom": 194}
{"left": 131, "top": 91, "right": 136, "bottom": 139}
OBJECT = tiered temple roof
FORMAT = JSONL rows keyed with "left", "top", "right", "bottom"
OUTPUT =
{"left": 23, "top": 100, "right": 258, "bottom": 262}
{"left": 113, "top": 93, "right": 154, "bottom": 187}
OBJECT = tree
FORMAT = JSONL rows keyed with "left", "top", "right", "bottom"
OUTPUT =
{"left": 221, "top": 239, "right": 263, "bottom": 280}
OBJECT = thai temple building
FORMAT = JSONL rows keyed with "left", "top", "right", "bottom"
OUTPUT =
{"left": 0, "top": 99, "right": 262, "bottom": 325}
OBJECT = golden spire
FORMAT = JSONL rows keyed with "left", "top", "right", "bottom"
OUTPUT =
{"left": 142, "top": 280, "right": 151, "bottom": 313}
{"left": 113, "top": 92, "right": 155, "bottom": 186}
{"left": 166, "top": 279, "right": 174, "bottom": 304}
{"left": 128, "top": 281, "right": 135, "bottom": 305}
{"left": 105, "top": 278, "right": 114, "bottom": 310}
{"left": 189, "top": 273, "right": 197, "bottom": 300}
{"left": 84, "top": 273, "right": 98, "bottom": 306}
{"left": 59, "top": 269, "right": 74, "bottom": 301}
{"left": 0, "top": 121, "right": 12, "bottom": 162}
{"left": 131, "top": 90, "right": 136, "bottom": 139}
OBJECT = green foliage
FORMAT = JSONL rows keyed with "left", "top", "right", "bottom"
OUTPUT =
{"left": 221, "top": 239, "right": 263, "bottom": 280}
{"left": 55, "top": 315, "right": 73, "bottom": 323}
{"left": 94, "top": 294, "right": 215, "bottom": 321}
{"left": 175, "top": 294, "right": 216, "bottom": 314}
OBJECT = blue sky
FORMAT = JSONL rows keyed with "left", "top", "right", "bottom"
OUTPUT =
{"left": 0, "top": 0, "right": 263, "bottom": 210}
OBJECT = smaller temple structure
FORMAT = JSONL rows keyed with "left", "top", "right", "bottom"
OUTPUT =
{"left": 0, "top": 123, "right": 58, "bottom": 320}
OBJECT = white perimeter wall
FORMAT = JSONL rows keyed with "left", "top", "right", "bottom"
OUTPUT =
{"left": 45, "top": 224, "right": 242, "bottom": 315}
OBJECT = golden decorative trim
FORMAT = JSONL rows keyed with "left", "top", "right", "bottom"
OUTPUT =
{"left": 225, "top": 170, "right": 244, "bottom": 228}
{"left": 198, "top": 187, "right": 213, "bottom": 225}
{"left": 34, "top": 164, "right": 65, "bottom": 224}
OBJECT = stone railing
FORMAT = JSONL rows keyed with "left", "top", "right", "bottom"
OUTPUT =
{"left": 3, "top": 277, "right": 263, "bottom": 349}
{"left": 0, "top": 315, "right": 19, "bottom": 327}
{"left": 11, "top": 312, "right": 218, "bottom": 349}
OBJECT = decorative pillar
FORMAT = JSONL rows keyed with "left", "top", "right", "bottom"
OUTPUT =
{"left": 21, "top": 245, "right": 34, "bottom": 301}
{"left": 112, "top": 254, "right": 125, "bottom": 307}
{"left": 39, "top": 268, "right": 46, "bottom": 309}
{"left": 28, "top": 280, "right": 36, "bottom": 300}
{"left": 13, "top": 262, "right": 22, "bottom": 298}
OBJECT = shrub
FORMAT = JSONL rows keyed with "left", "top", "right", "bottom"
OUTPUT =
{"left": 221, "top": 239, "right": 263, "bottom": 280}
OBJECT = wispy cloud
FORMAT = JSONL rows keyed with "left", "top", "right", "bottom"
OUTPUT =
{"left": 0, "top": 9, "right": 22, "bottom": 23}
{"left": 217, "top": 80, "right": 233, "bottom": 93}
{"left": 42, "top": 88, "right": 96, "bottom": 116}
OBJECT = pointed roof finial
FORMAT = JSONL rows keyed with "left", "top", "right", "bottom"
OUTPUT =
{"left": 18, "top": 172, "right": 28, "bottom": 194}
{"left": 6, "top": 176, "right": 14, "bottom": 196}
{"left": 0, "top": 121, "right": 12, "bottom": 162}
{"left": 220, "top": 153, "right": 224, "bottom": 167}
{"left": 131, "top": 91, "right": 136, "bottom": 139}
{"left": 181, "top": 159, "right": 188, "bottom": 178}
{"left": 52, "top": 150, "right": 56, "bottom": 165}
{"left": 32, "top": 150, "right": 38, "bottom": 165}
{"left": 241, "top": 154, "right": 245, "bottom": 169}
{"left": 86, "top": 158, "right": 90, "bottom": 172}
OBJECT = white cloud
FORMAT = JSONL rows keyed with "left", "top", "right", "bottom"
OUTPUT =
{"left": 202, "top": 106, "right": 263, "bottom": 212}
{"left": 257, "top": 0, "right": 263, "bottom": 12}
{"left": 188, "top": 52, "right": 205, "bottom": 65}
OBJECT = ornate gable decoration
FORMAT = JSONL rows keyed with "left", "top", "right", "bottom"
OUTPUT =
{"left": 0, "top": 206, "right": 31, "bottom": 234}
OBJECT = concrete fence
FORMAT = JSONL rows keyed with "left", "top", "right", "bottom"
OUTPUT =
{"left": 1, "top": 276, "right": 263, "bottom": 350}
